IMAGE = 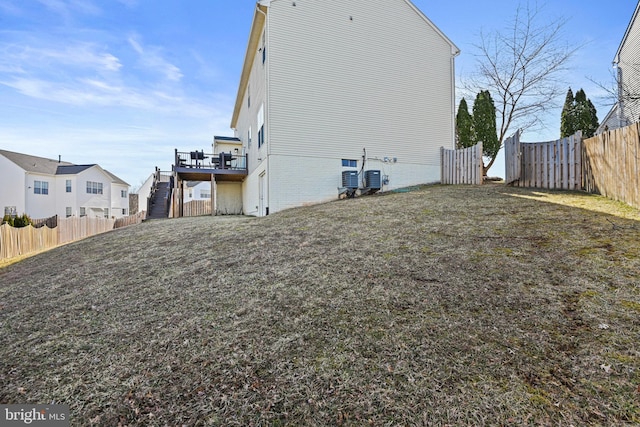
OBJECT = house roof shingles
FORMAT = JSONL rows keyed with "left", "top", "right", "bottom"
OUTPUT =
{"left": 0, "top": 149, "right": 129, "bottom": 186}
{"left": 0, "top": 149, "right": 74, "bottom": 175}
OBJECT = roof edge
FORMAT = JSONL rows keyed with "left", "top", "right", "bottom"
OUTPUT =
{"left": 231, "top": 3, "right": 268, "bottom": 129}
{"left": 614, "top": 1, "right": 640, "bottom": 63}
{"left": 404, "top": 0, "right": 460, "bottom": 56}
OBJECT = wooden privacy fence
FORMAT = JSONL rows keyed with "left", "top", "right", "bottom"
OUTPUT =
{"left": 1, "top": 214, "right": 145, "bottom": 261}
{"left": 441, "top": 142, "right": 484, "bottom": 185}
{"left": 182, "top": 200, "right": 212, "bottom": 217}
{"left": 583, "top": 123, "right": 640, "bottom": 209}
{"left": 505, "top": 131, "right": 583, "bottom": 190}
{"left": 0, "top": 224, "right": 58, "bottom": 260}
{"left": 54, "top": 217, "right": 115, "bottom": 246}
{"left": 114, "top": 211, "right": 146, "bottom": 229}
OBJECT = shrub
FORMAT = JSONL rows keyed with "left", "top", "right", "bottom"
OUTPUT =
{"left": 9, "top": 214, "right": 33, "bottom": 228}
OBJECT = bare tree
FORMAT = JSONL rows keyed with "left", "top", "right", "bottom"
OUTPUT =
{"left": 468, "top": 2, "right": 577, "bottom": 173}
{"left": 589, "top": 63, "right": 640, "bottom": 128}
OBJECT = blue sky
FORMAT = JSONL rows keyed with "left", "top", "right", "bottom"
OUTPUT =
{"left": 0, "top": 0, "right": 637, "bottom": 186}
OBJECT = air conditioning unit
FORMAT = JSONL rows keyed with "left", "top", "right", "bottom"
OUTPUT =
{"left": 365, "top": 170, "right": 381, "bottom": 189}
{"left": 342, "top": 170, "right": 359, "bottom": 189}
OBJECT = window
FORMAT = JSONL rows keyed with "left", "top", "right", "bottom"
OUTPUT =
{"left": 65, "top": 207, "right": 72, "bottom": 218}
{"left": 103, "top": 208, "right": 109, "bottom": 218}
{"left": 262, "top": 30, "right": 266, "bottom": 64}
{"left": 66, "top": 180, "right": 72, "bottom": 193}
{"left": 248, "top": 126, "right": 252, "bottom": 147}
{"left": 248, "top": 84, "right": 251, "bottom": 108}
{"left": 257, "top": 104, "right": 265, "bottom": 148}
{"left": 200, "top": 190, "right": 211, "bottom": 199}
{"left": 86, "top": 181, "right": 103, "bottom": 194}
{"left": 4, "top": 206, "right": 17, "bottom": 218}
{"left": 121, "top": 190, "right": 127, "bottom": 198}
{"left": 80, "top": 207, "right": 86, "bottom": 217}
{"left": 342, "top": 159, "right": 358, "bottom": 168}
{"left": 34, "top": 180, "right": 49, "bottom": 195}
{"left": 122, "top": 208, "right": 127, "bottom": 215}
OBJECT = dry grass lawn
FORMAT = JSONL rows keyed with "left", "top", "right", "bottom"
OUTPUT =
{"left": 1, "top": 183, "right": 639, "bottom": 426}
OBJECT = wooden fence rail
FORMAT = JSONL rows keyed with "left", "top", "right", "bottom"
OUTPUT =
{"left": 441, "top": 142, "right": 484, "bottom": 185}
{"left": 583, "top": 123, "right": 640, "bottom": 209}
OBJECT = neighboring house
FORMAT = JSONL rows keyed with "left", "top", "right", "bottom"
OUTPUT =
{"left": 216, "top": 0, "right": 459, "bottom": 216}
{"left": 183, "top": 181, "right": 213, "bottom": 201}
{"left": 0, "top": 149, "right": 129, "bottom": 219}
{"left": 598, "top": 1, "right": 640, "bottom": 133}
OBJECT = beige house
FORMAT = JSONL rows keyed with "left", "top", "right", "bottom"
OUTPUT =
{"left": 177, "top": 0, "right": 459, "bottom": 216}
{"left": 599, "top": 1, "right": 640, "bottom": 132}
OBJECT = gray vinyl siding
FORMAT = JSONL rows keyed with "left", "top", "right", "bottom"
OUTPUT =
{"left": 618, "top": 9, "right": 640, "bottom": 125}
{"left": 266, "top": 0, "right": 455, "bottom": 165}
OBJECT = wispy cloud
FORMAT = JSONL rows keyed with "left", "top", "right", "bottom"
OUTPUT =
{"left": 0, "top": 39, "right": 122, "bottom": 74}
{"left": 0, "top": 1, "right": 22, "bottom": 15}
{"left": 36, "top": 0, "right": 101, "bottom": 18}
{"left": 128, "top": 34, "right": 183, "bottom": 82}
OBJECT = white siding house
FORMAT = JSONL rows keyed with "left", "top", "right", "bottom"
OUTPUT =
{"left": 0, "top": 149, "right": 129, "bottom": 220}
{"left": 226, "top": 0, "right": 459, "bottom": 216}
{"left": 599, "top": 1, "right": 640, "bottom": 132}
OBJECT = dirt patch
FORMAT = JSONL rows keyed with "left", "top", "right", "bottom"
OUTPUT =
{"left": 1, "top": 184, "right": 639, "bottom": 426}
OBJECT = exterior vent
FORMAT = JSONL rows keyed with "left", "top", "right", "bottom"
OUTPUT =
{"left": 342, "top": 170, "right": 359, "bottom": 189}
{"left": 365, "top": 170, "right": 381, "bottom": 189}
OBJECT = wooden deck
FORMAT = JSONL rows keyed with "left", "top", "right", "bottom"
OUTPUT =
{"left": 173, "top": 150, "right": 247, "bottom": 182}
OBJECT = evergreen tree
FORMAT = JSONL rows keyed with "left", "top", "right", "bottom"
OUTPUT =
{"left": 560, "top": 88, "right": 599, "bottom": 138}
{"left": 575, "top": 90, "right": 599, "bottom": 138}
{"left": 456, "top": 98, "right": 474, "bottom": 148}
{"left": 560, "top": 88, "right": 576, "bottom": 137}
{"left": 472, "top": 90, "right": 499, "bottom": 167}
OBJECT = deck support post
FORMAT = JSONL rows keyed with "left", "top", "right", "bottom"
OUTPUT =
{"left": 211, "top": 174, "right": 217, "bottom": 216}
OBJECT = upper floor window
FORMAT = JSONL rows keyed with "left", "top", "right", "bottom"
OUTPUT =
{"left": 121, "top": 190, "right": 127, "bottom": 198}
{"left": 248, "top": 84, "right": 251, "bottom": 108}
{"left": 34, "top": 180, "right": 49, "bottom": 195}
{"left": 257, "top": 104, "right": 265, "bottom": 148}
{"left": 262, "top": 30, "right": 266, "bottom": 64}
{"left": 86, "top": 181, "right": 103, "bottom": 194}
{"left": 66, "top": 180, "right": 72, "bottom": 193}
{"left": 248, "top": 126, "right": 252, "bottom": 148}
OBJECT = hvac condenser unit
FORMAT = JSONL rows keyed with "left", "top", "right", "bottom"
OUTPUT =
{"left": 342, "top": 170, "right": 359, "bottom": 189}
{"left": 365, "top": 170, "right": 381, "bottom": 189}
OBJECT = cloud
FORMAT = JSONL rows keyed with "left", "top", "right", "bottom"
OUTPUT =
{"left": 127, "top": 35, "right": 183, "bottom": 82}
{"left": 0, "top": 39, "right": 122, "bottom": 75}
{"left": 36, "top": 0, "right": 101, "bottom": 18}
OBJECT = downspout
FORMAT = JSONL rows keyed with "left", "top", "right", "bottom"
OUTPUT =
{"left": 615, "top": 63, "right": 625, "bottom": 128}
{"left": 451, "top": 47, "right": 460, "bottom": 150}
